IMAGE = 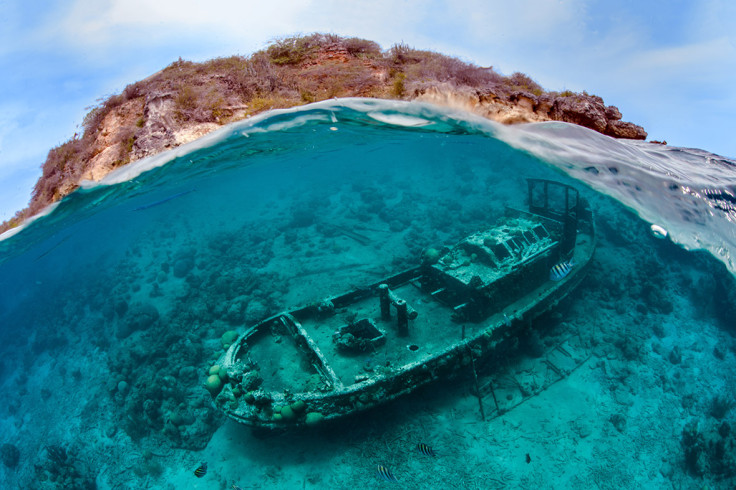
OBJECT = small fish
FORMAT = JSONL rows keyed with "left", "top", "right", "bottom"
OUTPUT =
{"left": 232, "top": 485, "right": 243, "bottom": 490}
{"left": 549, "top": 258, "right": 575, "bottom": 281}
{"left": 417, "top": 442, "right": 436, "bottom": 457}
{"left": 526, "top": 453, "right": 532, "bottom": 464}
{"left": 376, "top": 464, "right": 398, "bottom": 482}
{"left": 194, "top": 462, "right": 207, "bottom": 478}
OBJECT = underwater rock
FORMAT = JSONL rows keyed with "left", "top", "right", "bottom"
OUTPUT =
{"left": 719, "top": 421, "right": 731, "bottom": 438}
{"left": 245, "top": 300, "right": 268, "bottom": 323}
{"left": 659, "top": 461, "right": 674, "bottom": 478}
{"left": 241, "top": 371, "right": 263, "bottom": 391}
{"left": 575, "top": 422, "right": 592, "bottom": 439}
{"left": 289, "top": 207, "right": 316, "bottom": 228}
{"left": 713, "top": 344, "right": 726, "bottom": 360}
{"left": 205, "top": 374, "right": 222, "bottom": 396}
{"left": 117, "top": 380, "right": 129, "bottom": 395}
{"left": 680, "top": 418, "right": 736, "bottom": 478}
{"left": 610, "top": 413, "right": 627, "bottom": 433}
{"left": 421, "top": 248, "right": 441, "bottom": 265}
{"left": 114, "top": 299, "right": 128, "bottom": 317}
{"left": 185, "top": 273, "right": 203, "bottom": 288}
{"left": 177, "top": 365, "right": 198, "bottom": 383}
{"left": 280, "top": 405, "right": 295, "bottom": 421}
{"left": 117, "top": 302, "right": 160, "bottom": 338}
{"left": 0, "top": 443, "right": 19, "bottom": 468}
{"left": 173, "top": 257, "right": 194, "bottom": 278}
{"left": 708, "top": 395, "right": 735, "bottom": 420}
{"left": 668, "top": 346, "right": 682, "bottom": 365}
{"left": 682, "top": 420, "right": 708, "bottom": 476}
{"left": 221, "top": 330, "right": 239, "bottom": 349}
{"left": 388, "top": 220, "right": 404, "bottom": 232}
{"left": 37, "top": 444, "right": 97, "bottom": 488}
{"left": 305, "top": 412, "right": 324, "bottom": 426}
{"left": 169, "top": 410, "right": 195, "bottom": 427}
{"left": 225, "top": 300, "right": 245, "bottom": 324}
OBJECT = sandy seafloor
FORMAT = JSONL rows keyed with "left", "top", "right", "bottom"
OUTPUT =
{"left": 1, "top": 111, "right": 736, "bottom": 489}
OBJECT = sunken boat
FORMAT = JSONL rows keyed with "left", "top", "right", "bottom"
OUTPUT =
{"left": 210, "top": 179, "right": 596, "bottom": 428}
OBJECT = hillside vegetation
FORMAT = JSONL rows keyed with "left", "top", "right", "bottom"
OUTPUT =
{"left": 1, "top": 34, "right": 646, "bottom": 233}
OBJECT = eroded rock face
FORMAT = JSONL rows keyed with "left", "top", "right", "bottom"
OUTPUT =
{"left": 415, "top": 84, "right": 646, "bottom": 140}
{"left": 132, "top": 92, "right": 178, "bottom": 160}
{"left": 549, "top": 95, "right": 647, "bottom": 140}
{"left": 549, "top": 95, "right": 609, "bottom": 133}
{"left": 606, "top": 119, "right": 648, "bottom": 139}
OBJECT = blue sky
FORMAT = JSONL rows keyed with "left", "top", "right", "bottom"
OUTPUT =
{"left": 1, "top": 0, "right": 734, "bottom": 220}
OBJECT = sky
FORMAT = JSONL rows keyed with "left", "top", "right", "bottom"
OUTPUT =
{"left": 1, "top": 0, "right": 735, "bottom": 220}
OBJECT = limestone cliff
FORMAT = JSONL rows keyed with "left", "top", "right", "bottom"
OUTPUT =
{"left": 413, "top": 84, "right": 645, "bottom": 139}
{"left": 2, "top": 34, "right": 646, "bottom": 231}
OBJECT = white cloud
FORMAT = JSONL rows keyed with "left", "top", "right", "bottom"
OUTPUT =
{"left": 43, "top": 0, "right": 314, "bottom": 56}
{"left": 31, "top": 0, "right": 595, "bottom": 63}
{"left": 690, "top": 0, "right": 736, "bottom": 39}
{"left": 623, "top": 37, "right": 734, "bottom": 83}
{"left": 461, "top": 0, "right": 587, "bottom": 46}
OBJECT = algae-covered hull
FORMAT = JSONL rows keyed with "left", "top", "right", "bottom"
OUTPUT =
{"left": 211, "top": 179, "right": 596, "bottom": 428}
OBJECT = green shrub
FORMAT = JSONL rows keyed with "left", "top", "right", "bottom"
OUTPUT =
{"left": 300, "top": 89, "right": 315, "bottom": 103}
{"left": 392, "top": 72, "right": 407, "bottom": 97}
{"left": 342, "top": 37, "right": 381, "bottom": 57}
{"left": 234, "top": 52, "right": 280, "bottom": 98}
{"left": 504, "top": 72, "right": 544, "bottom": 93}
{"left": 114, "top": 126, "right": 136, "bottom": 164}
{"left": 266, "top": 35, "right": 322, "bottom": 65}
{"left": 390, "top": 42, "right": 418, "bottom": 64}
{"left": 175, "top": 85, "right": 199, "bottom": 112}
{"left": 207, "top": 91, "right": 226, "bottom": 119}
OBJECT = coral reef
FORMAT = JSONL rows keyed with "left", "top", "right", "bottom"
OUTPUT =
{"left": 682, "top": 419, "right": 736, "bottom": 479}
{"left": 35, "top": 444, "right": 97, "bottom": 489}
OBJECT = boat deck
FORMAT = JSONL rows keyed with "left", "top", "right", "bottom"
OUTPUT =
{"left": 293, "top": 280, "right": 479, "bottom": 387}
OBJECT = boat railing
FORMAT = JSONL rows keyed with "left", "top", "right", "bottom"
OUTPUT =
{"left": 280, "top": 314, "right": 344, "bottom": 390}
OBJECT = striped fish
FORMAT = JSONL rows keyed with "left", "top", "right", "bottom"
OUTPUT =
{"left": 376, "top": 464, "right": 398, "bottom": 482}
{"left": 417, "top": 442, "right": 436, "bottom": 457}
{"left": 549, "top": 259, "right": 575, "bottom": 281}
{"left": 194, "top": 462, "right": 207, "bottom": 478}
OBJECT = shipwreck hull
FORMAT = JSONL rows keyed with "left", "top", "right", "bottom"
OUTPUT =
{"left": 211, "top": 179, "right": 596, "bottom": 428}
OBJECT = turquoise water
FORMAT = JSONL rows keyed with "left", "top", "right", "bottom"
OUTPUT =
{"left": 1, "top": 99, "right": 736, "bottom": 488}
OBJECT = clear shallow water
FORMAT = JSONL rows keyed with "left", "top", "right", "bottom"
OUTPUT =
{"left": 1, "top": 98, "right": 736, "bottom": 489}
